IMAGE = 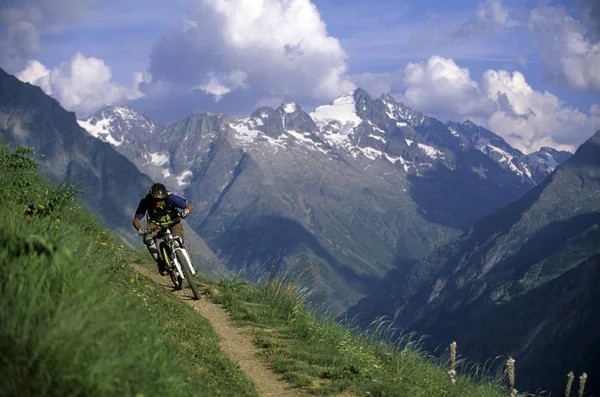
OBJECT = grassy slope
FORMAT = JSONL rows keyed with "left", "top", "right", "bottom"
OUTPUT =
{"left": 195, "top": 269, "right": 517, "bottom": 397}
{"left": 1, "top": 142, "right": 521, "bottom": 397}
{"left": 0, "top": 144, "right": 257, "bottom": 397}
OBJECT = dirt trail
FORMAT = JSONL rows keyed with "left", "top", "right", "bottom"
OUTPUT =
{"left": 131, "top": 264, "right": 310, "bottom": 397}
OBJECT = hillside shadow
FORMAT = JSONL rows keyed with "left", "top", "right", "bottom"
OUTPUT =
{"left": 406, "top": 160, "right": 529, "bottom": 230}
{"left": 204, "top": 214, "right": 383, "bottom": 309}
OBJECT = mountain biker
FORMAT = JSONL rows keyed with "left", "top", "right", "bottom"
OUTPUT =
{"left": 133, "top": 183, "right": 194, "bottom": 275}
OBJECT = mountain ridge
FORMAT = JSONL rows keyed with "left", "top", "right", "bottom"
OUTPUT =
{"left": 0, "top": 67, "right": 227, "bottom": 277}
{"left": 74, "top": 86, "right": 575, "bottom": 312}
{"left": 347, "top": 129, "right": 600, "bottom": 394}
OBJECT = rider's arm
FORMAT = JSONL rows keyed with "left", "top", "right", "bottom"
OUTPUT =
{"left": 133, "top": 217, "right": 143, "bottom": 231}
{"left": 167, "top": 194, "right": 193, "bottom": 214}
{"left": 132, "top": 199, "right": 147, "bottom": 231}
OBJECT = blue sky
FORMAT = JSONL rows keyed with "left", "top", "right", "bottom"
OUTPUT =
{"left": 3, "top": 0, "right": 599, "bottom": 153}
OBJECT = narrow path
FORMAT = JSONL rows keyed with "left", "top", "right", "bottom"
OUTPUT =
{"left": 131, "top": 264, "right": 310, "bottom": 397}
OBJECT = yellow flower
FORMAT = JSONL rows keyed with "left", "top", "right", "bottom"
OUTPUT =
{"left": 37, "top": 203, "right": 45, "bottom": 209}
{"left": 101, "top": 242, "right": 107, "bottom": 246}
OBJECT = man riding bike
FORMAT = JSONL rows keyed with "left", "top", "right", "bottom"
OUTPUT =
{"left": 133, "top": 183, "right": 194, "bottom": 275}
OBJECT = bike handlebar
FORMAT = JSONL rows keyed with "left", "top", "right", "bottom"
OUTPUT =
{"left": 143, "top": 217, "right": 184, "bottom": 236}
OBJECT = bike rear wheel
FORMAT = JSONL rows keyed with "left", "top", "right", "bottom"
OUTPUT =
{"left": 176, "top": 249, "right": 201, "bottom": 300}
{"left": 160, "top": 242, "right": 182, "bottom": 291}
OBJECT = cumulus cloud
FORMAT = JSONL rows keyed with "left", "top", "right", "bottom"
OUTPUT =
{"left": 17, "top": 52, "right": 147, "bottom": 116}
{"left": 384, "top": 56, "right": 599, "bottom": 153}
{"left": 528, "top": 4, "right": 600, "bottom": 91}
{"left": 481, "top": 69, "right": 599, "bottom": 152}
{"left": 149, "top": 0, "right": 353, "bottom": 105}
{"left": 399, "top": 56, "right": 495, "bottom": 119}
{"left": 454, "top": 0, "right": 509, "bottom": 38}
{"left": 192, "top": 70, "right": 249, "bottom": 101}
{"left": 0, "top": 0, "right": 95, "bottom": 70}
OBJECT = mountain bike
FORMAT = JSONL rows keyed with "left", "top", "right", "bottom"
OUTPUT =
{"left": 145, "top": 218, "right": 201, "bottom": 300}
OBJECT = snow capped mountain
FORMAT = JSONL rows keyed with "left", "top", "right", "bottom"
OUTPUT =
{"left": 78, "top": 105, "right": 162, "bottom": 148}
{"left": 526, "top": 147, "right": 573, "bottom": 175}
{"left": 78, "top": 89, "right": 570, "bottom": 191}
{"left": 72, "top": 87, "right": 575, "bottom": 312}
{"left": 76, "top": 105, "right": 197, "bottom": 192}
{"left": 446, "top": 121, "right": 572, "bottom": 185}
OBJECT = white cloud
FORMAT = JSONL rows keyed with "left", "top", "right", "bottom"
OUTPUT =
{"left": 0, "top": 0, "right": 95, "bottom": 70}
{"left": 149, "top": 0, "right": 353, "bottom": 104}
{"left": 398, "top": 56, "right": 495, "bottom": 119}
{"left": 455, "top": 0, "right": 509, "bottom": 38}
{"left": 192, "top": 70, "right": 249, "bottom": 102}
{"left": 372, "top": 55, "right": 600, "bottom": 153}
{"left": 17, "top": 52, "right": 146, "bottom": 116}
{"left": 481, "top": 69, "right": 599, "bottom": 152}
{"left": 528, "top": 4, "right": 600, "bottom": 91}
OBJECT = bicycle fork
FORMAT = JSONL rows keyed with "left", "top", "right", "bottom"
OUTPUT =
{"left": 172, "top": 247, "right": 196, "bottom": 276}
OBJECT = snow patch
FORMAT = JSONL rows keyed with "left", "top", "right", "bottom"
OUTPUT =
{"left": 418, "top": 143, "right": 442, "bottom": 158}
{"left": 162, "top": 169, "right": 171, "bottom": 178}
{"left": 358, "top": 146, "right": 383, "bottom": 161}
{"left": 369, "top": 134, "right": 386, "bottom": 143}
{"left": 282, "top": 102, "right": 298, "bottom": 113}
{"left": 385, "top": 154, "right": 410, "bottom": 172}
{"left": 405, "top": 139, "right": 413, "bottom": 146}
{"left": 285, "top": 130, "right": 329, "bottom": 155}
{"left": 229, "top": 120, "right": 287, "bottom": 150}
{"left": 230, "top": 122, "right": 260, "bottom": 144}
{"left": 176, "top": 170, "right": 193, "bottom": 187}
{"left": 77, "top": 118, "right": 125, "bottom": 146}
{"left": 310, "top": 92, "right": 362, "bottom": 127}
{"left": 149, "top": 152, "right": 169, "bottom": 166}
{"left": 396, "top": 121, "right": 407, "bottom": 127}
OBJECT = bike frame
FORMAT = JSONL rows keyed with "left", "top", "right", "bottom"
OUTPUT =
{"left": 160, "top": 227, "right": 196, "bottom": 277}
{"left": 147, "top": 218, "right": 196, "bottom": 278}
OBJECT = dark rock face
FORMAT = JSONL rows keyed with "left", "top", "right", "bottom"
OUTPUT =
{"left": 348, "top": 130, "right": 600, "bottom": 395}
{"left": 71, "top": 86, "right": 572, "bottom": 315}
{"left": 0, "top": 68, "right": 225, "bottom": 276}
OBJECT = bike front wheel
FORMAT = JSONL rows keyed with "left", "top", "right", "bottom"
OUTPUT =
{"left": 161, "top": 242, "right": 182, "bottom": 291}
{"left": 175, "top": 250, "right": 201, "bottom": 300}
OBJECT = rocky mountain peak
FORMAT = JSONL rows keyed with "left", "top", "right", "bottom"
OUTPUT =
{"left": 249, "top": 106, "right": 285, "bottom": 138}
{"left": 77, "top": 104, "right": 163, "bottom": 147}
{"left": 280, "top": 102, "right": 300, "bottom": 114}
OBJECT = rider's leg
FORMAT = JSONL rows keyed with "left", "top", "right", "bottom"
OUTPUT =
{"left": 144, "top": 222, "right": 167, "bottom": 275}
{"left": 170, "top": 222, "right": 185, "bottom": 248}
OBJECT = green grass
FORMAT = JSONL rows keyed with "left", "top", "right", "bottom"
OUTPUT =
{"left": 0, "top": 142, "right": 533, "bottom": 397}
{"left": 0, "top": 144, "right": 257, "bottom": 397}
{"left": 196, "top": 268, "right": 524, "bottom": 397}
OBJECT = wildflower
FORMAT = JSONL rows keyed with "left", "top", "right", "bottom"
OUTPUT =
{"left": 449, "top": 341, "right": 457, "bottom": 385}
{"left": 566, "top": 371, "right": 574, "bottom": 397}
{"left": 579, "top": 372, "right": 587, "bottom": 397}
{"left": 507, "top": 357, "right": 517, "bottom": 397}
{"left": 37, "top": 203, "right": 45, "bottom": 209}
{"left": 101, "top": 242, "right": 107, "bottom": 246}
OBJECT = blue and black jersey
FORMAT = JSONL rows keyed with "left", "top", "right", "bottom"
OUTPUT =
{"left": 135, "top": 192, "right": 187, "bottom": 225}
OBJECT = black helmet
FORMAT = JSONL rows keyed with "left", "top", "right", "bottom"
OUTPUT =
{"left": 149, "top": 183, "right": 167, "bottom": 199}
